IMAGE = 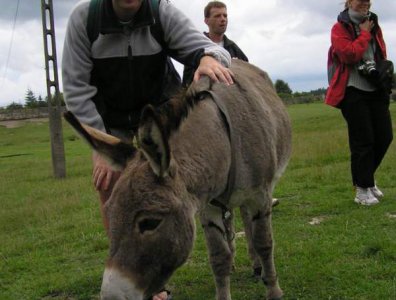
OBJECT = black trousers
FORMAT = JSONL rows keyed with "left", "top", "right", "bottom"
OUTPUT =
{"left": 340, "top": 87, "right": 393, "bottom": 188}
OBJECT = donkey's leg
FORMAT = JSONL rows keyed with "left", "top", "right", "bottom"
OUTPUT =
{"left": 200, "top": 206, "right": 233, "bottom": 300}
{"left": 240, "top": 205, "right": 261, "bottom": 278}
{"left": 251, "top": 193, "right": 283, "bottom": 300}
{"left": 223, "top": 210, "right": 236, "bottom": 271}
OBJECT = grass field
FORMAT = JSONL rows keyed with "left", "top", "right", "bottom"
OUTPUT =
{"left": 0, "top": 102, "right": 395, "bottom": 300}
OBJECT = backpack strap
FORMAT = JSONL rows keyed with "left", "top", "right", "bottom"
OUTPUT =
{"left": 149, "top": 0, "right": 166, "bottom": 50}
{"left": 87, "top": 0, "right": 102, "bottom": 45}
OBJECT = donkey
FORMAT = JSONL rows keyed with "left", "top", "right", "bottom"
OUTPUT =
{"left": 64, "top": 60, "right": 291, "bottom": 300}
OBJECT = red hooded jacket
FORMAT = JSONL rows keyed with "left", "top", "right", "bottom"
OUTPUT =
{"left": 325, "top": 10, "right": 387, "bottom": 107}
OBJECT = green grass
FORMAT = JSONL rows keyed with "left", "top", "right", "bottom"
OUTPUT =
{"left": 0, "top": 102, "right": 395, "bottom": 300}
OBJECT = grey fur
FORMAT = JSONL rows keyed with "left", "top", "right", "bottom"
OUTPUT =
{"left": 66, "top": 60, "right": 291, "bottom": 300}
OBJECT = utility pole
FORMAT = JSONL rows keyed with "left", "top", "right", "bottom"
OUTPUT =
{"left": 41, "top": 0, "right": 66, "bottom": 178}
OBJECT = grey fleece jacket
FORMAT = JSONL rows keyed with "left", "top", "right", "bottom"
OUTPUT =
{"left": 62, "top": 0, "right": 231, "bottom": 132}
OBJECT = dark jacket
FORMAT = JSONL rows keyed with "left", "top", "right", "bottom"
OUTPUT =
{"left": 325, "top": 9, "right": 387, "bottom": 107}
{"left": 62, "top": 0, "right": 231, "bottom": 131}
{"left": 90, "top": 0, "right": 181, "bottom": 129}
{"left": 182, "top": 33, "right": 248, "bottom": 87}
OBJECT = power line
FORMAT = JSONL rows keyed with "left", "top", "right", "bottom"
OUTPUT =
{"left": 1, "top": 0, "right": 21, "bottom": 90}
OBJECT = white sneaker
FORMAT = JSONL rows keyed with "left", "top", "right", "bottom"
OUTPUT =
{"left": 371, "top": 185, "right": 384, "bottom": 198}
{"left": 354, "top": 187, "right": 379, "bottom": 206}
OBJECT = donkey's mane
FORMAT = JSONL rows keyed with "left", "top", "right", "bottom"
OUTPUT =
{"left": 155, "top": 87, "right": 209, "bottom": 138}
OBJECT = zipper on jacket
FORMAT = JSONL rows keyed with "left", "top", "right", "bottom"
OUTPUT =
{"left": 123, "top": 25, "right": 134, "bottom": 61}
{"left": 128, "top": 45, "right": 133, "bottom": 61}
{"left": 127, "top": 33, "right": 133, "bottom": 61}
{"left": 124, "top": 27, "right": 133, "bottom": 108}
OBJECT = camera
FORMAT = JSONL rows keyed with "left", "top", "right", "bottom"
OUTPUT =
{"left": 357, "top": 60, "right": 379, "bottom": 78}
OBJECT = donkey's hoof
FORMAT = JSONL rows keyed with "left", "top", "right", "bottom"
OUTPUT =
{"left": 251, "top": 267, "right": 261, "bottom": 281}
{"left": 267, "top": 287, "right": 283, "bottom": 300}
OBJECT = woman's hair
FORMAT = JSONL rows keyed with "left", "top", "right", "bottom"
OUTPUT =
{"left": 344, "top": 0, "right": 371, "bottom": 9}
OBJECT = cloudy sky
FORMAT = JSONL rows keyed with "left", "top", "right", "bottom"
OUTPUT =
{"left": 0, "top": 0, "right": 395, "bottom": 107}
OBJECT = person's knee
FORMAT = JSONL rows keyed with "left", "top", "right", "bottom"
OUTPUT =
{"left": 388, "top": 131, "right": 393, "bottom": 144}
{"left": 378, "top": 130, "right": 393, "bottom": 150}
{"left": 99, "top": 189, "right": 112, "bottom": 205}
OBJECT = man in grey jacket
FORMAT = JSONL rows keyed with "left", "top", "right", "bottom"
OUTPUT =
{"left": 62, "top": 1, "right": 232, "bottom": 299}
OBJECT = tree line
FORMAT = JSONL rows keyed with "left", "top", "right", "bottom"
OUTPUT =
{"left": 274, "top": 74, "right": 396, "bottom": 105}
{"left": 2, "top": 77, "right": 395, "bottom": 111}
{"left": 1, "top": 89, "right": 65, "bottom": 111}
{"left": 274, "top": 79, "right": 327, "bottom": 105}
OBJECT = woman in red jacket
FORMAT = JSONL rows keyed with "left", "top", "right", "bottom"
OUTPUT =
{"left": 325, "top": 0, "right": 393, "bottom": 205}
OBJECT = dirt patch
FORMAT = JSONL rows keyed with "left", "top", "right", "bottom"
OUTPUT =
{"left": 0, "top": 118, "right": 48, "bottom": 128}
{"left": 308, "top": 216, "right": 327, "bottom": 225}
{"left": 386, "top": 213, "right": 396, "bottom": 219}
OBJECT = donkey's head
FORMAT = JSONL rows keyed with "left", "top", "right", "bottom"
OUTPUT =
{"left": 64, "top": 109, "right": 197, "bottom": 300}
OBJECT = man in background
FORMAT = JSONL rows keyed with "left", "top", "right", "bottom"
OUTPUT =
{"left": 182, "top": 1, "right": 248, "bottom": 86}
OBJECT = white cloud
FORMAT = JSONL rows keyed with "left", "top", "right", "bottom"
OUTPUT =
{"left": 0, "top": 20, "right": 47, "bottom": 105}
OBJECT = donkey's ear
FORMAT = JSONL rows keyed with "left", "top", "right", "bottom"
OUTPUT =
{"left": 63, "top": 111, "right": 136, "bottom": 171}
{"left": 138, "top": 105, "right": 170, "bottom": 178}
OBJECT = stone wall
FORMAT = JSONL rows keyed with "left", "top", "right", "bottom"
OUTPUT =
{"left": 0, "top": 107, "right": 66, "bottom": 121}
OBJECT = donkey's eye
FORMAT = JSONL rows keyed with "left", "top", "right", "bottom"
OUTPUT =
{"left": 138, "top": 219, "right": 162, "bottom": 234}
